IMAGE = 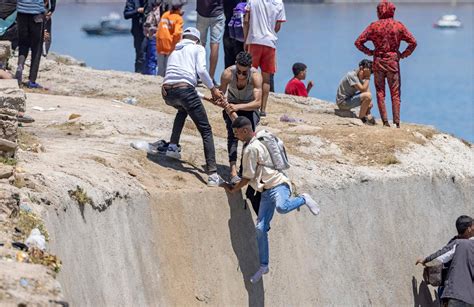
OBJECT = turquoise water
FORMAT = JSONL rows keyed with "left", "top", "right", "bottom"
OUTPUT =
{"left": 51, "top": 3, "right": 473, "bottom": 141}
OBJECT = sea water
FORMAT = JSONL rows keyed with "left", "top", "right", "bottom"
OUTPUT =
{"left": 50, "top": 3, "right": 473, "bottom": 141}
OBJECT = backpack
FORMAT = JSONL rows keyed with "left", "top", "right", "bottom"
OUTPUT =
{"left": 423, "top": 260, "right": 443, "bottom": 287}
{"left": 228, "top": 2, "right": 246, "bottom": 42}
{"left": 256, "top": 129, "right": 290, "bottom": 171}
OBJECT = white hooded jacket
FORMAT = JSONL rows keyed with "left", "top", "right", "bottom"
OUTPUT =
{"left": 163, "top": 39, "right": 214, "bottom": 89}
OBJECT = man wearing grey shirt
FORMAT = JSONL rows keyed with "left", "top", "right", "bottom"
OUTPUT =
{"left": 336, "top": 59, "right": 376, "bottom": 125}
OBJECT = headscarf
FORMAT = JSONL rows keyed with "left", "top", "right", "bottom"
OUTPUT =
{"left": 377, "top": 0, "right": 396, "bottom": 19}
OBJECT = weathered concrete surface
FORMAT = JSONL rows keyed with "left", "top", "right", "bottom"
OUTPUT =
{"left": 13, "top": 90, "right": 472, "bottom": 306}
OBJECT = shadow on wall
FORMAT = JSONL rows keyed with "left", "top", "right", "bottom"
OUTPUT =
{"left": 412, "top": 276, "right": 440, "bottom": 307}
{"left": 226, "top": 192, "right": 265, "bottom": 307}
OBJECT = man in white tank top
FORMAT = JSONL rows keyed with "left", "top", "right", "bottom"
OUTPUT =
{"left": 219, "top": 51, "right": 262, "bottom": 184}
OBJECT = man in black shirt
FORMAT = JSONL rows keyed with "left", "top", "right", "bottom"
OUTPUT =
{"left": 223, "top": 0, "right": 244, "bottom": 69}
{"left": 124, "top": 0, "right": 147, "bottom": 73}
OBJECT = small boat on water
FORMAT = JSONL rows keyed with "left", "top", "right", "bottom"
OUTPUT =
{"left": 434, "top": 15, "right": 462, "bottom": 29}
{"left": 82, "top": 13, "right": 130, "bottom": 36}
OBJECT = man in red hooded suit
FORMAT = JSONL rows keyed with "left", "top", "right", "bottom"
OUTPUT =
{"left": 355, "top": 0, "right": 417, "bottom": 128}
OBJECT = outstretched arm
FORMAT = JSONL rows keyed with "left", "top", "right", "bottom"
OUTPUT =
{"left": 355, "top": 25, "right": 374, "bottom": 56}
{"left": 400, "top": 25, "right": 417, "bottom": 59}
{"left": 416, "top": 240, "right": 457, "bottom": 266}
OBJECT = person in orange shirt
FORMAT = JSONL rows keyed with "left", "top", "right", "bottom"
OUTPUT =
{"left": 156, "top": 0, "right": 185, "bottom": 77}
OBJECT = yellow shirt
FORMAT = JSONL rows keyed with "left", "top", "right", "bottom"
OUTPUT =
{"left": 242, "top": 136, "right": 290, "bottom": 192}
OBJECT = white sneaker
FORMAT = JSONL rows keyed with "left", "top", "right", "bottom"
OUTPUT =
{"left": 207, "top": 173, "right": 225, "bottom": 187}
{"left": 165, "top": 144, "right": 181, "bottom": 160}
{"left": 250, "top": 266, "right": 269, "bottom": 284}
{"left": 302, "top": 193, "right": 320, "bottom": 216}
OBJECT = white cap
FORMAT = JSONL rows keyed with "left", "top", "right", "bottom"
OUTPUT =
{"left": 183, "top": 27, "right": 201, "bottom": 43}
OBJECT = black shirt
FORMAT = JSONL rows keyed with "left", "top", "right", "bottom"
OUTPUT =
{"left": 196, "top": 0, "right": 223, "bottom": 18}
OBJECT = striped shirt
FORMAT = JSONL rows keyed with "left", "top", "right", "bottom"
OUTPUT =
{"left": 17, "top": 0, "right": 45, "bottom": 15}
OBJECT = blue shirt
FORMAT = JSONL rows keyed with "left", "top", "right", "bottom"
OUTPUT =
{"left": 17, "top": 0, "right": 46, "bottom": 15}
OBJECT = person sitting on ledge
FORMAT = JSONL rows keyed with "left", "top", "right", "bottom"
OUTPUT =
{"left": 284, "top": 62, "right": 313, "bottom": 98}
{"left": 336, "top": 59, "right": 376, "bottom": 125}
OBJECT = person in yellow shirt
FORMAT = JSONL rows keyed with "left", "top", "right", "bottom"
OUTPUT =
{"left": 156, "top": 0, "right": 184, "bottom": 76}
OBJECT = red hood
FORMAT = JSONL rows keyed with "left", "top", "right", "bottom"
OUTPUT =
{"left": 377, "top": 0, "right": 396, "bottom": 19}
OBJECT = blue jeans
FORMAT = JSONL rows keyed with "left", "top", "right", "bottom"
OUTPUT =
{"left": 256, "top": 183, "right": 305, "bottom": 266}
{"left": 144, "top": 37, "right": 157, "bottom": 75}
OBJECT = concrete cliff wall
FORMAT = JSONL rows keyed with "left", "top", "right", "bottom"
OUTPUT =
{"left": 43, "top": 173, "right": 472, "bottom": 306}
{"left": 17, "top": 93, "right": 471, "bottom": 305}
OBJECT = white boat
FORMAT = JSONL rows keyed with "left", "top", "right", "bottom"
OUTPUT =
{"left": 434, "top": 15, "right": 462, "bottom": 28}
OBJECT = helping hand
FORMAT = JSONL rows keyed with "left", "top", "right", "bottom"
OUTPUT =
{"left": 211, "top": 87, "right": 224, "bottom": 102}
{"left": 225, "top": 103, "right": 239, "bottom": 114}
{"left": 222, "top": 183, "right": 235, "bottom": 193}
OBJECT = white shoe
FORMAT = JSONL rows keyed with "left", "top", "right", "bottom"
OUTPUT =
{"left": 250, "top": 266, "right": 269, "bottom": 284}
{"left": 207, "top": 173, "right": 225, "bottom": 187}
{"left": 165, "top": 144, "right": 181, "bottom": 160}
{"left": 302, "top": 193, "right": 320, "bottom": 216}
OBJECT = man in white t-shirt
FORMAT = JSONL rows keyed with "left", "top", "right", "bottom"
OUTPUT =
{"left": 244, "top": 0, "right": 285, "bottom": 117}
{"left": 222, "top": 116, "right": 320, "bottom": 284}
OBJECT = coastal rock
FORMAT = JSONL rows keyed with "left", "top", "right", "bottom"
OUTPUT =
{"left": 0, "top": 165, "right": 13, "bottom": 179}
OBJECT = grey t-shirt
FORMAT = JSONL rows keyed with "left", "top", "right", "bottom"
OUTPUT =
{"left": 336, "top": 70, "right": 362, "bottom": 104}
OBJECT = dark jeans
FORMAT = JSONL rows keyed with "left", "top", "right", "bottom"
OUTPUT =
{"left": 133, "top": 31, "right": 146, "bottom": 73}
{"left": 223, "top": 35, "right": 244, "bottom": 68}
{"left": 17, "top": 12, "right": 44, "bottom": 82}
{"left": 223, "top": 109, "right": 259, "bottom": 162}
{"left": 163, "top": 86, "right": 217, "bottom": 173}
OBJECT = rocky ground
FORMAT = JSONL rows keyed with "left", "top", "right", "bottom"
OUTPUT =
{"left": 0, "top": 54, "right": 472, "bottom": 305}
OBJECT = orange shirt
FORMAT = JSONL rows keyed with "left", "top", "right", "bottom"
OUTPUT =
{"left": 156, "top": 11, "right": 184, "bottom": 55}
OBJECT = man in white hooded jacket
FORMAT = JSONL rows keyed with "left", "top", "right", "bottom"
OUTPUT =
{"left": 160, "top": 27, "right": 225, "bottom": 187}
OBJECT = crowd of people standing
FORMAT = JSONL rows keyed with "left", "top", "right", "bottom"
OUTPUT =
{"left": 125, "top": 0, "right": 418, "bottom": 128}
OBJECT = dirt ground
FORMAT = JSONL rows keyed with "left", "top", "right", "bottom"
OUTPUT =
{"left": 14, "top": 54, "right": 450, "bottom": 169}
